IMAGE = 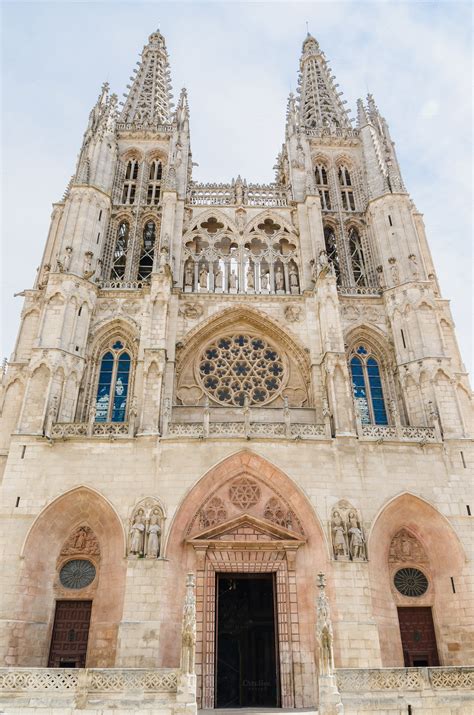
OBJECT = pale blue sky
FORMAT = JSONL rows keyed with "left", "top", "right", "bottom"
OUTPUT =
{"left": 1, "top": 1, "right": 472, "bottom": 375}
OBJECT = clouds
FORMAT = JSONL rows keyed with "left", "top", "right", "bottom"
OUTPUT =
{"left": 1, "top": 1, "right": 471, "bottom": 373}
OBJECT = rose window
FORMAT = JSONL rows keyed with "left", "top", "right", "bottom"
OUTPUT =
{"left": 394, "top": 568, "right": 429, "bottom": 597}
{"left": 59, "top": 559, "right": 96, "bottom": 589}
{"left": 198, "top": 334, "right": 285, "bottom": 406}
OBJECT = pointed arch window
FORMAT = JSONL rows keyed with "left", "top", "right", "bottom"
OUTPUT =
{"left": 348, "top": 227, "right": 367, "bottom": 286}
{"left": 111, "top": 220, "right": 129, "bottom": 279}
{"left": 315, "top": 164, "right": 331, "bottom": 210}
{"left": 339, "top": 166, "right": 355, "bottom": 211}
{"left": 324, "top": 225, "right": 340, "bottom": 283}
{"left": 147, "top": 160, "right": 162, "bottom": 205}
{"left": 95, "top": 340, "right": 131, "bottom": 422}
{"left": 122, "top": 160, "right": 139, "bottom": 204}
{"left": 137, "top": 220, "right": 156, "bottom": 280}
{"left": 350, "top": 345, "right": 388, "bottom": 425}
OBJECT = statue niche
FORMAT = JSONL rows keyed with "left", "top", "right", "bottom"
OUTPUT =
{"left": 330, "top": 501, "right": 367, "bottom": 561}
{"left": 128, "top": 498, "right": 165, "bottom": 559}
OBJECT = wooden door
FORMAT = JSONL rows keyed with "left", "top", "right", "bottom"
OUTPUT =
{"left": 48, "top": 600, "right": 92, "bottom": 668}
{"left": 397, "top": 607, "right": 439, "bottom": 667}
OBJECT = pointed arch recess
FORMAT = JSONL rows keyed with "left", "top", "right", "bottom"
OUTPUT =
{"left": 15, "top": 486, "right": 126, "bottom": 668}
{"left": 368, "top": 491, "right": 466, "bottom": 667}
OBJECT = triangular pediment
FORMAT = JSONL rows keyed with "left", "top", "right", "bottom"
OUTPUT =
{"left": 187, "top": 513, "right": 306, "bottom": 545}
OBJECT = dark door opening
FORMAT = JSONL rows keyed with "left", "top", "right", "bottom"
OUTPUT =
{"left": 216, "top": 573, "right": 279, "bottom": 708}
{"left": 397, "top": 606, "right": 440, "bottom": 667}
{"left": 48, "top": 600, "right": 92, "bottom": 668}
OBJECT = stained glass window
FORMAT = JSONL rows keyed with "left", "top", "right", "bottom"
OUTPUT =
{"left": 95, "top": 341, "right": 131, "bottom": 422}
{"left": 350, "top": 346, "right": 388, "bottom": 425}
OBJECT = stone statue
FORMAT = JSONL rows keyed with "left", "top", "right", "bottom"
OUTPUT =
{"left": 409, "top": 253, "right": 420, "bottom": 280}
{"left": 146, "top": 515, "right": 161, "bottom": 558}
{"left": 83, "top": 251, "right": 94, "bottom": 279}
{"left": 275, "top": 266, "right": 284, "bottom": 291}
{"left": 318, "top": 249, "right": 329, "bottom": 275}
{"left": 331, "top": 510, "right": 348, "bottom": 558}
{"left": 347, "top": 510, "right": 366, "bottom": 560}
{"left": 95, "top": 258, "right": 103, "bottom": 283}
{"left": 199, "top": 265, "right": 208, "bottom": 289}
{"left": 376, "top": 264, "right": 385, "bottom": 289}
{"left": 181, "top": 573, "right": 196, "bottom": 674}
{"left": 260, "top": 271, "right": 269, "bottom": 290}
{"left": 214, "top": 267, "right": 223, "bottom": 290}
{"left": 38, "top": 263, "right": 51, "bottom": 288}
{"left": 229, "top": 270, "right": 238, "bottom": 290}
{"left": 289, "top": 264, "right": 299, "bottom": 289}
{"left": 44, "top": 395, "right": 58, "bottom": 439}
{"left": 389, "top": 258, "right": 400, "bottom": 285}
{"left": 63, "top": 246, "right": 73, "bottom": 272}
{"left": 246, "top": 265, "right": 254, "bottom": 289}
{"left": 184, "top": 262, "right": 193, "bottom": 288}
{"left": 129, "top": 513, "right": 146, "bottom": 556}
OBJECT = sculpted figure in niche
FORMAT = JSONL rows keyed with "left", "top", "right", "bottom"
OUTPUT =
{"left": 229, "top": 270, "right": 238, "bottom": 290}
{"left": 214, "top": 266, "right": 223, "bottom": 290}
{"left": 199, "top": 265, "right": 208, "bottom": 290}
{"left": 184, "top": 262, "right": 193, "bottom": 288}
{"left": 331, "top": 510, "right": 348, "bottom": 559}
{"left": 129, "top": 512, "right": 146, "bottom": 556}
{"left": 246, "top": 265, "right": 255, "bottom": 290}
{"left": 289, "top": 264, "right": 299, "bottom": 289}
{"left": 347, "top": 510, "right": 367, "bottom": 560}
{"left": 260, "top": 271, "right": 269, "bottom": 290}
{"left": 146, "top": 515, "right": 161, "bottom": 558}
{"left": 275, "top": 266, "right": 284, "bottom": 291}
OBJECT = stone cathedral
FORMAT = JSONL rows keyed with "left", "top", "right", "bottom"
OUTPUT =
{"left": 0, "top": 30, "right": 472, "bottom": 715}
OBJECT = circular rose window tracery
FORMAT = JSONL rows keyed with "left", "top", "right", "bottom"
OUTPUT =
{"left": 198, "top": 334, "right": 286, "bottom": 406}
{"left": 394, "top": 567, "right": 429, "bottom": 597}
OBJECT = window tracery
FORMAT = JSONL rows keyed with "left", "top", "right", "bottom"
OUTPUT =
{"left": 349, "top": 345, "right": 388, "bottom": 425}
{"left": 137, "top": 220, "right": 156, "bottom": 279}
{"left": 338, "top": 166, "right": 355, "bottom": 211}
{"left": 147, "top": 160, "right": 162, "bottom": 205}
{"left": 198, "top": 334, "right": 286, "bottom": 406}
{"left": 182, "top": 214, "right": 300, "bottom": 294}
{"left": 95, "top": 340, "right": 131, "bottom": 422}
{"left": 315, "top": 164, "right": 331, "bottom": 210}
{"left": 323, "top": 225, "right": 341, "bottom": 283}
{"left": 348, "top": 227, "right": 367, "bottom": 286}
{"left": 110, "top": 221, "right": 129, "bottom": 279}
{"left": 122, "top": 160, "right": 139, "bottom": 204}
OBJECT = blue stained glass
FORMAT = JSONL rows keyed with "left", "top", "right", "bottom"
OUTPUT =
{"left": 95, "top": 352, "right": 114, "bottom": 421}
{"left": 356, "top": 345, "right": 368, "bottom": 355}
{"left": 367, "top": 358, "right": 388, "bottom": 425}
{"left": 112, "top": 352, "right": 130, "bottom": 422}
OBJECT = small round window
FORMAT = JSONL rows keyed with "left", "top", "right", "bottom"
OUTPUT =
{"left": 394, "top": 567, "right": 428, "bottom": 597}
{"left": 59, "top": 559, "right": 96, "bottom": 589}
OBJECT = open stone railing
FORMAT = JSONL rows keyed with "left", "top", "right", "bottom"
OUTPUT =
{"left": 359, "top": 424, "right": 438, "bottom": 443}
{"left": 0, "top": 668, "right": 179, "bottom": 694}
{"left": 305, "top": 127, "right": 360, "bottom": 141}
{"left": 100, "top": 279, "right": 148, "bottom": 290}
{"left": 336, "top": 666, "right": 474, "bottom": 692}
{"left": 188, "top": 182, "right": 288, "bottom": 207}
{"left": 166, "top": 421, "right": 327, "bottom": 439}
{"left": 338, "top": 284, "right": 381, "bottom": 296}
{"left": 51, "top": 422, "right": 130, "bottom": 439}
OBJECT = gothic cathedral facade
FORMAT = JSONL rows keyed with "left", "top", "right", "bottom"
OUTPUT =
{"left": 0, "top": 30, "right": 472, "bottom": 712}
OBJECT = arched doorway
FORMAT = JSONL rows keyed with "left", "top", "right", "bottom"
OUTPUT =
{"left": 13, "top": 486, "right": 126, "bottom": 668}
{"left": 368, "top": 492, "right": 466, "bottom": 668}
{"left": 164, "top": 451, "right": 328, "bottom": 709}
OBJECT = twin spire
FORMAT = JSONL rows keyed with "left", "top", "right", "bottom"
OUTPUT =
{"left": 117, "top": 29, "right": 351, "bottom": 133}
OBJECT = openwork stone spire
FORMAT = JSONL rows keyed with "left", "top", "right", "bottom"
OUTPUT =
{"left": 120, "top": 30, "right": 173, "bottom": 125}
{"left": 297, "top": 33, "right": 351, "bottom": 131}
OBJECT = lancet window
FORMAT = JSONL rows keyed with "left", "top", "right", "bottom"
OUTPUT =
{"left": 122, "top": 160, "right": 139, "bottom": 204}
{"left": 110, "top": 221, "right": 129, "bottom": 279}
{"left": 338, "top": 166, "right": 355, "bottom": 211}
{"left": 137, "top": 221, "right": 156, "bottom": 280}
{"left": 182, "top": 215, "right": 300, "bottom": 295}
{"left": 315, "top": 164, "right": 331, "bottom": 210}
{"left": 323, "top": 226, "right": 340, "bottom": 283}
{"left": 95, "top": 340, "right": 131, "bottom": 422}
{"left": 348, "top": 227, "right": 367, "bottom": 286}
{"left": 349, "top": 345, "right": 388, "bottom": 425}
{"left": 147, "top": 160, "right": 162, "bottom": 205}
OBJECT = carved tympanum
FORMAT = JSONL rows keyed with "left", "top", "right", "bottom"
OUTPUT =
{"left": 229, "top": 477, "right": 261, "bottom": 509}
{"left": 389, "top": 528, "right": 428, "bottom": 564}
{"left": 330, "top": 501, "right": 367, "bottom": 561}
{"left": 60, "top": 525, "right": 100, "bottom": 558}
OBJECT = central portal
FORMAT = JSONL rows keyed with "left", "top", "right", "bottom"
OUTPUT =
{"left": 216, "top": 573, "right": 279, "bottom": 708}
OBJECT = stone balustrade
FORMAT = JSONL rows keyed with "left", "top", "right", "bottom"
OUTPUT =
{"left": 0, "top": 667, "right": 193, "bottom": 713}
{"left": 338, "top": 284, "right": 381, "bottom": 296}
{"left": 51, "top": 422, "right": 131, "bottom": 439}
{"left": 359, "top": 424, "right": 438, "bottom": 443}
{"left": 100, "top": 279, "right": 148, "bottom": 290}
{"left": 188, "top": 182, "right": 288, "bottom": 207}
{"left": 166, "top": 420, "right": 327, "bottom": 440}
